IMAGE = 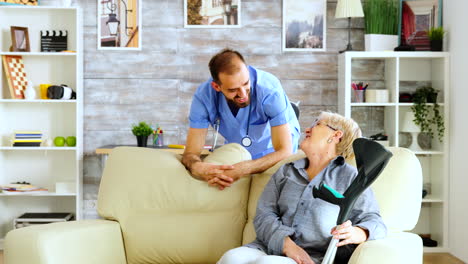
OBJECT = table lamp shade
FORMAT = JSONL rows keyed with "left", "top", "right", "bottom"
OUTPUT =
{"left": 335, "top": 0, "right": 364, "bottom": 18}
{"left": 401, "top": 112, "right": 421, "bottom": 133}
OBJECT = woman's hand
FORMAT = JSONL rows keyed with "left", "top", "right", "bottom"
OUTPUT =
{"left": 283, "top": 237, "right": 315, "bottom": 264}
{"left": 330, "top": 220, "right": 369, "bottom": 247}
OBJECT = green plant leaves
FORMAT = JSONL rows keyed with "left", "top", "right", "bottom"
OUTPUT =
{"left": 364, "top": 0, "right": 399, "bottom": 35}
{"left": 131, "top": 121, "right": 153, "bottom": 137}
{"left": 410, "top": 87, "right": 445, "bottom": 142}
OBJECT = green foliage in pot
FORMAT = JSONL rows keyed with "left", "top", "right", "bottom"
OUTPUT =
{"left": 410, "top": 87, "right": 445, "bottom": 142}
{"left": 427, "top": 26, "right": 445, "bottom": 41}
{"left": 131, "top": 122, "right": 153, "bottom": 137}
{"left": 363, "top": 0, "right": 399, "bottom": 35}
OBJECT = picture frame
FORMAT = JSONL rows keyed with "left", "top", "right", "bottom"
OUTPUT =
{"left": 184, "top": 0, "right": 241, "bottom": 28}
{"left": 0, "top": 0, "right": 38, "bottom": 6}
{"left": 2, "top": 55, "right": 29, "bottom": 99}
{"left": 10, "top": 26, "right": 30, "bottom": 52}
{"left": 97, "top": 0, "right": 142, "bottom": 50}
{"left": 399, "top": 0, "right": 442, "bottom": 50}
{"left": 283, "top": 0, "right": 327, "bottom": 52}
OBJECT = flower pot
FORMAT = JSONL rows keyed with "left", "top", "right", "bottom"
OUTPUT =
{"left": 136, "top": 135, "right": 148, "bottom": 147}
{"left": 365, "top": 34, "right": 398, "bottom": 51}
{"left": 430, "top": 40, "right": 443, "bottom": 51}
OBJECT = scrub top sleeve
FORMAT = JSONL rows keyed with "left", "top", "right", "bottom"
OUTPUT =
{"left": 263, "top": 90, "right": 290, "bottom": 127}
{"left": 189, "top": 94, "right": 210, "bottom": 129}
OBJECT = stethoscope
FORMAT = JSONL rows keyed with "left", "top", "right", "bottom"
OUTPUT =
{"left": 210, "top": 90, "right": 253, "bottom": 151}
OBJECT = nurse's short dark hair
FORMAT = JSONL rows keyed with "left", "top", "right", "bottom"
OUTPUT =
{"left": 209, "top": 48, "right": 246, "bottom": 84}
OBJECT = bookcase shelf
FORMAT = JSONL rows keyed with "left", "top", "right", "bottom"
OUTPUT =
{"left": 0, "top": 52, "right": 76, "bottom": 56}
{"left": 0, "top": 192, "right": 76, "bottom": 197}
{"left": 0, "top": 147, "right": 77, "bottom": 151}
{"left": 338, "top": 51, "right": 450, "bottom": 253}
{"left": 0, "top": 6, "right": 83, "bottom": 249}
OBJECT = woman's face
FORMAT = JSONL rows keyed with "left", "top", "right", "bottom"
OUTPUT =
{"left": 300, "top": 118, "right": 337, "bottom": 152}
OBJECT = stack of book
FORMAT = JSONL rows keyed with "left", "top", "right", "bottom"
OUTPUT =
{"left": 14, "top": 212, "right": 74, "bottom": 229}
{"left": 13, "top": 131, "right": 42, "bottom": 147}
{"left": 1, "top": 183, "right": 48, "bottom": 195}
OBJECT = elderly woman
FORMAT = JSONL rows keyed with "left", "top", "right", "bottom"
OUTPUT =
{"left": 218, "top": 112, "right": 387, "bottom": 264}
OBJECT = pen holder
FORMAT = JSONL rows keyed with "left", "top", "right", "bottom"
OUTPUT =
{"left": 352, "top": 90, "right": 365, "bottom": 103}
{"left": 153, "top": 133, "right": 163, "bottom": 147}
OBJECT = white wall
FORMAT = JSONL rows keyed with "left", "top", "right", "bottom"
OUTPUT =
{"left": 445, "top": 0, "right": 468, "bottom": 262}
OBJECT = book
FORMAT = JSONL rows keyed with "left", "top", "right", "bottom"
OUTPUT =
{"left": 15, "top": 212, "right": 74, "bottom": 222}
{"left": 13, "top": 142, "right": 41, "bottom": 147}
{"left": 13, "top": 139, "right": 42, "bottom": 142}
{"left": 1, "top": 183, "right": 48, "bottom": 193}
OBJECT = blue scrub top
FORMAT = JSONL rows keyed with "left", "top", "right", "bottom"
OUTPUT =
{"left": 189, "top": 66, "right": 300, "bottom": 159}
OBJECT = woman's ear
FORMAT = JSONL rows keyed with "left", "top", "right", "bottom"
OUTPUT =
{"left": 334, "top": 130, "right": 344, "bottom": 142}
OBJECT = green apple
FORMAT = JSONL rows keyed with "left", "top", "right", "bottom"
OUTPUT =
{"left": 54, "top": 136, "right": 65, "bottom": 147}
{"left": 66, "top": 136, "right": 76, "bottom": 147}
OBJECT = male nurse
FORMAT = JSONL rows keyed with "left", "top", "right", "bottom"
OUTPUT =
{"left": 182, "top": 48, "right": 300, "bottom": 190}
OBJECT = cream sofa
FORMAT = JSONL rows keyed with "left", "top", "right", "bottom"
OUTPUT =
{"left": 5, "top": 143, "right": 423, "bottom": 264}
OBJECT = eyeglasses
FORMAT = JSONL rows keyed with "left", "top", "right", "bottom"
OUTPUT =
{"left": 311, "top": 119, "right": 337, "bottom": 131}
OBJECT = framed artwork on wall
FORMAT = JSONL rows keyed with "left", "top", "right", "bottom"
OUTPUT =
{"left": 0, "top": 0, "right": 38, "bottom": 5}
{"left": 184, "top": 0, "right": 241, "bottom": 28}
{"left": 399, "top": 0, "right": 442, "bottom": 51}
{"left": 10, "top": 26, "right": 30, "bottom": 52}
{"left": 97, "top": 0, "right": 142, "bottom": 50}
{"left": 283, "top": 0, "right": 326, "bottom": 52}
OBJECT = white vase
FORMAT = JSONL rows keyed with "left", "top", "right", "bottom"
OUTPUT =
{"left": 24, "top": 82, "right": 37, "bottom": 100}
{"left": 365, "top": 34, "right": 398, "bottom": 51}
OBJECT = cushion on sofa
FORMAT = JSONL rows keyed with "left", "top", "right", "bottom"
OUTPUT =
{"left": 97, "top": 144, "right": 251, "bottom": 264}
{"left": 242, "top": 150, "right": 306, "bottom": 245}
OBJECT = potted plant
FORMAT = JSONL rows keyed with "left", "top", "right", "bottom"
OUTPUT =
{"left": 410, "top": 87, "right": 445, "bottom": 142}
{"left": 363, "top": 0, "right": 399, "bottom": 51}
{"left": 131, "top": 122, "right": 153, "bottom": 147}
{"left": 427, "top": 26, "right": 445, "bottom": 51}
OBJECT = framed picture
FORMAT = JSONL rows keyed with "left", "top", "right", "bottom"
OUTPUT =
{"left": 10, "top": 26, "right": 30, "bottom": 52}
{"left": 97, "top": 0, "right": 142, "bottom": 50}
{"left": 283, "top": 0, "right": 326, "bottom": 52}
{"left": 0, "top": 0, "right": 38, "bottom": 5}
{"left": 184, "top": 0, "right": 241, "bottom": 28}
{"left": 2, "top": 55, "right": 29, "bottom": 99}
{"left": 399, "top": 0, "right": 442, "bottom": 50}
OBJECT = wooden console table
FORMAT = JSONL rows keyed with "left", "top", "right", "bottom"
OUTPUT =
{"left": 95, "top": 145, "right": 211, "bottom": 166}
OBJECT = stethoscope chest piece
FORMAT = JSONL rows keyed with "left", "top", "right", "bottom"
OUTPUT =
{"left": 241, "top": 135, "right": 252, "bottom": 147}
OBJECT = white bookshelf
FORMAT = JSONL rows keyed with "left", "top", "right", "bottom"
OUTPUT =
{"left": 338, "top": 51, "right": 450, "bottom": 253}
{"left": 0, "top": 6, "right": 83, "bottom": 248}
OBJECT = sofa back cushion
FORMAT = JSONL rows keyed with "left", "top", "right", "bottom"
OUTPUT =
{"left": 243, "top": 147, "right": 422, "bottom": 244}
{"left": 98, "top": 144, "right": 252, "bottom": 264}
{"left": 368, "top": 147, "right": 422, "bottom": 232}
{"left": 243, "top": 151, "right": 306, "bottom": 244}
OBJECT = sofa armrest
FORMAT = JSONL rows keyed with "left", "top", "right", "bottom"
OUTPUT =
{"left": 348, "top": 232, "right": 423, "bottom": 264}
{"left": 5, "top": 220, "right": 126, "bottom": 264}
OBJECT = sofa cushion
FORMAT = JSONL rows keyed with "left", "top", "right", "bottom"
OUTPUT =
{"left": 369, "top": 147, "right": 422, "bottom": 232}
{"left": 97, "top": 143, "right": 251, "bottom": 264}
{"left": 242, "top": 151, "right": 306, "bottom": 245}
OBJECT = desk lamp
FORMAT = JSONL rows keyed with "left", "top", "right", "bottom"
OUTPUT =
{"left": 402, "top": 111, "right": 423, "bottom": 151}
{"left": 335, "top": 0, "right": 364, "bottom": 53}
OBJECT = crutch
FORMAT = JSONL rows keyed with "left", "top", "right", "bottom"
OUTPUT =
{"left": 312, "top": 138, "right": 393, "bottom": 264}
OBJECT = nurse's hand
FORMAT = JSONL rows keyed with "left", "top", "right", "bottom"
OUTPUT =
{"left": 191, "top": 161, "right": 235, "bottom": 189}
